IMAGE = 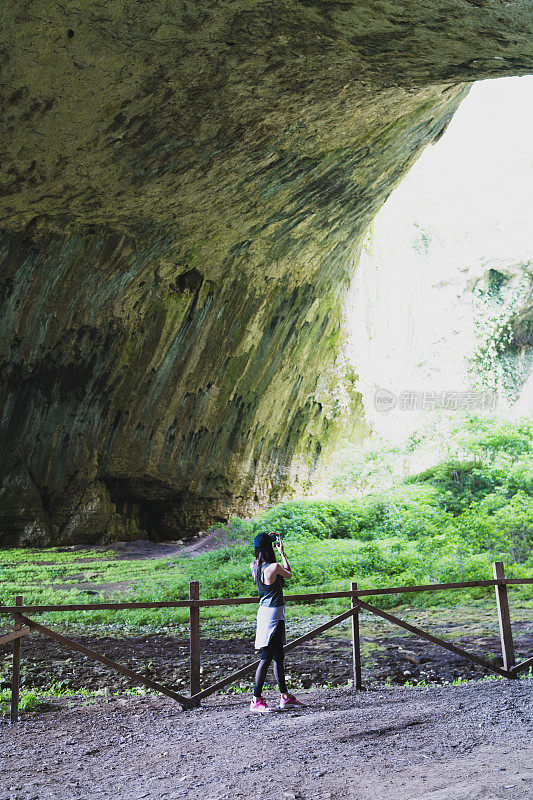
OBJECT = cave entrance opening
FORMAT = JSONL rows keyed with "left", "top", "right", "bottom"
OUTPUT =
{"left": 346, "top": 75, "right": 533, "bottom": 445}
{"left": 310, "top": 75, "right": 533, "bottom": 500}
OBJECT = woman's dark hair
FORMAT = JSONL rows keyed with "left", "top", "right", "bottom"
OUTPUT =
{"left": 253, "top": 542, "right": 276, "bottom": 588}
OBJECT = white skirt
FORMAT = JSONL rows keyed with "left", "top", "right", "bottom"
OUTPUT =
{"left": 254, "top": 604, "right": 286, "bottom": 649}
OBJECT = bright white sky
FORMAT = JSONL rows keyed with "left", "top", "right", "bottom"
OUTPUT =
{"left": 404, "top": 75, "right": 533, "bottom": 257}
{"left": 348, "top": 76, "right": 533, "bottom": 439}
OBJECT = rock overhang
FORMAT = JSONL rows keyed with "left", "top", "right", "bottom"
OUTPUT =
{"left": 0, "top": 1, "right": 532, "bottom": 544}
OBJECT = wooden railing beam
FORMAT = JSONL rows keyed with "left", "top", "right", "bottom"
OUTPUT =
{"left": 191, "top": 605, "right": 359, "bottom": 702}
{"left": 0, "top": 577, "right": 532, "bottom": 616}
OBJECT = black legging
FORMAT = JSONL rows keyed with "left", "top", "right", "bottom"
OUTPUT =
{"left": 254, "top": 620, "right": 288, "bottom": 697}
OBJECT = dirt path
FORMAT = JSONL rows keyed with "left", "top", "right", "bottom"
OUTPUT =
{"left": 48, "top": 532, "right": 235, "bottom": 562}
{"left": 1, "top": 680, "right": 531, "bottom": 800}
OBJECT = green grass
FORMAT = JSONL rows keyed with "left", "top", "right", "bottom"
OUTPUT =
{"left": 0, "top": 683, "right": 156, "bottom": 717}
{"left": 0, "top": 415, "right": 531, "bottom": 631}
{"left": 0, "top": 534, "right": 531, "bottom": 632}
{"left": 0, "top": 687, "right": 39, "bottom": 714}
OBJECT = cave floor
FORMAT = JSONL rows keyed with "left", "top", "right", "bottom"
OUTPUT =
{"left": 1, "top": 680, "right": 532, "bottom": 800}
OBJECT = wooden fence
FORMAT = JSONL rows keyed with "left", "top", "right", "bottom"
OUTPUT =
{"left": 1, "top": 562, "right": 532, "bottom": 721}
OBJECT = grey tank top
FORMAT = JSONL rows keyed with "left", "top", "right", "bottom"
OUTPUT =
{"left": 253, "top": 562, "right": 285, "bottom": 607}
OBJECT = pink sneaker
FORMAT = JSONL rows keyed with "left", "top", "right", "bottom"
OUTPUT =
{"left": 250, "top": 696, "right": 274, "bottom": 714}
{"left": 279, "top": 692, "right": 305, "bottom": 710}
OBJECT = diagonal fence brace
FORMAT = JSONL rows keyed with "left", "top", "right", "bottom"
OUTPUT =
{"left": 16, "top": 614, "right": 195, "bottom": 709}
{"left": 190, "top": 605, "right": 360, "bottom": 702}
{"left": 509, "top": 656, "right": 533, "bottom": 676}
{"left": 357, "top": 600, "right": 511, "bottom": 678}
{"left": 0, "top": 627, "right": 30, "bottom": 647}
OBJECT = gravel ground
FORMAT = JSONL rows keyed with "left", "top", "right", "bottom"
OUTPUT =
{"left": 1, "top": 680, "right": 531, "bottom": 800}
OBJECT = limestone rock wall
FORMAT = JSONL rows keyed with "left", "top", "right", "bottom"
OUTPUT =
{"left": 1, "top": 1, "right": 532, "bottom": 544}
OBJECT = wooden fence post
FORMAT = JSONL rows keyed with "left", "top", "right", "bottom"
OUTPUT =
{"left": 493, "top": 562, "right": 515, "bottom": 673}
{"left": 189, "top": 581, "right": 201, "bottom": 702}
{"left": 11, "top": 596, "right": 22, "bottom": 723}
{"left": 351, "top": 582, "right": 362, "bottom": 691}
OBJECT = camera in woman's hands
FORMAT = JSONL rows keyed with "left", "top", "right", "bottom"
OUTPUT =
{"left": 268, "top": 531, "right": 282, "bottom": 548}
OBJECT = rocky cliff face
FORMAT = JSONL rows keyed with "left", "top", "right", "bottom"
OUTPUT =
{"left": 1, "top": 2, "right": 532, "bottom": 544}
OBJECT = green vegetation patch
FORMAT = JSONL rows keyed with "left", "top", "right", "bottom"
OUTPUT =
{"left": 1, "top": 416, "right": 531, "bottom": 630}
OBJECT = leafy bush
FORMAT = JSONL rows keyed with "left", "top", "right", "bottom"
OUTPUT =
{"left": 132, "top": 415, "right": 532, "bottom": 608}
{"left": 1, "top": 415, "right": 531, "bottom": 622}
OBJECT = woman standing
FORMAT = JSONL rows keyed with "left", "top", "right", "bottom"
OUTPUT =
{"left": 250, "top": 531, "right": 303, "bottom": 713}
